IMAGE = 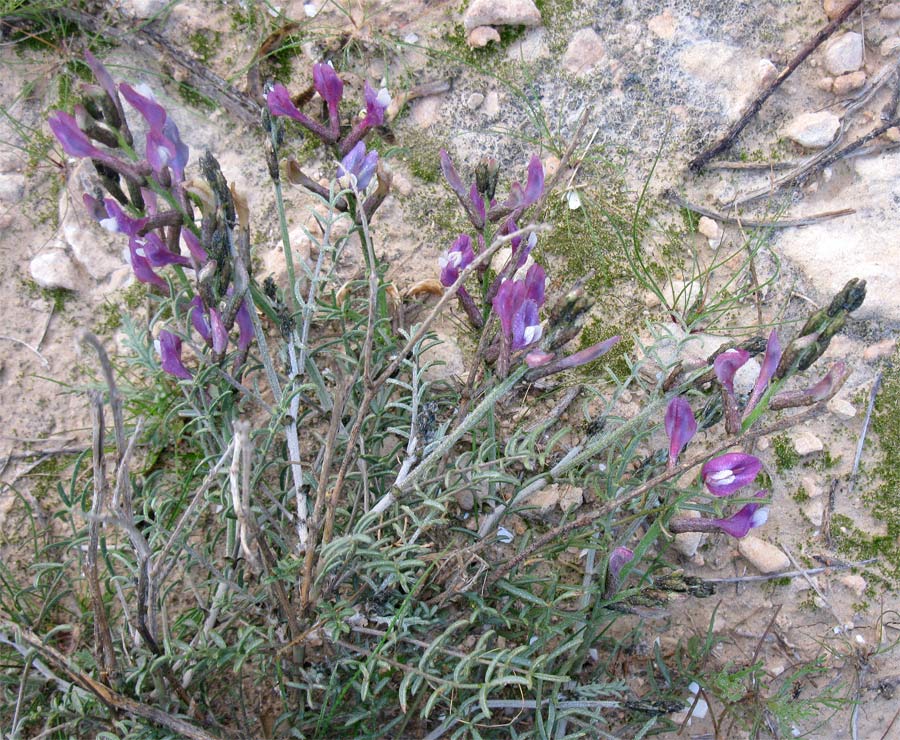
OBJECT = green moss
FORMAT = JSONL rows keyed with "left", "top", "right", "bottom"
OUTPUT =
{"left": 121, "top": 282, "right": 149, "bottom": 311}
{"left": 21, "top": 279, "right": 73, "bottom": 313}
{"left": 177, "top": 81, "right": 215, "bottom": 111}
{"left": 577, "top": 318, "right": 634, "bottom": 379}
{"left": 772, "top": 433, "right": 799, "bottom": 473}
{"left": 792, "top": 485, "right": 809, "bottom": 504}
{"left": 187, "top": 29, "right": 221, "bottom": 64}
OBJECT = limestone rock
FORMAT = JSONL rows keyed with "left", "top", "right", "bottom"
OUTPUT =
{"left": 883, "top": 3, "right": 900, "bottom": 20}
{"left": 463, "top": 0, "right": 541, "bottom": 32}
{"left": 29, "top": 250, "right": 81, "bottom": 291}
{"left": 864, "top": 338, "right": 897, "bottom": 361}
{"left": 506, "top": 28, "right": 550, "bottom": 61}
{"left": 783, "top": 111, "right": 841, "bottom": 148}
{"left": 840, "top": 574, "right": 867, "bottom": 596}
{"left": 881, "top": 36, "right": 900, "bottom": 55}
{"left": 422, "top": 331, "right": 466, "bottom": 382}
{"left": 672, "top": 510, "right": 704, "bottom": 558}
{"left": 561, "top": 28, "right": 606, "bottom": 77}
{"left": 793, "top": 432, "right": 824, "bottom": 456}
{"left": 832, "top": 71, "right": 866, "bottom": 95}
{"left": 824, "top": 0, "right": 854, "bottom": 18}
{"left": 823, "top": 32, "right": 863, "bottom": 75}
{"left": 827, "top": 397, "right": 856, "bottom": 419}
{"left": 801, "top": 498, "right": 824, "bottom": 526}
{"left": 465, "top": 92, "right": 485, "bottom": 110}
{"left": 697, "top": 216, "right": 723, "bottom": 246}
{"left": 467, "top": 26, "right": 500, "bottom": 48}
{"left": 648, "top": 9, "right": 677, "bottom": 40}
{"left": 738, "top": 536, "right": 790, "bottom": 573}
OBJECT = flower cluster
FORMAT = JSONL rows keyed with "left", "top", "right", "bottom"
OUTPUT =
{"left": 48, "top": 52, "right": 255, "bottom": 380}
{"left": 436, "top": 151, "right": 619, "bottom": 379}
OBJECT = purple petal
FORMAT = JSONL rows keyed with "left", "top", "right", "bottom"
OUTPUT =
{"left": 210, "top": 308, "right": 228, "bottom": 354}
{"left": 713, "top": 349, "right": 750, "bottom": 393}
{"left": 711, "top": 491, "right": 769, "bottom": 538}
{"left": 266, "top": 84, "right": 307, "bottom": 122}
{"left": 523, "top": 154, "right": 544, "bottom": 205}
{"left": 608, "top": 546, "right": 634, "bottom": 580}
{"left": 161, "top": 118, "right": 189, "bottom": 180}
{"left": 525, "top": 350, "right": 554, "bottom": 368}
{"left": 806, "top": 361, "right": 847, "bottom": 402}
{"left": 181, "top": 229, "right": 207, "bottom": 264}
{"left": 312, "top": 62, "right": 343, "bottom": 110}
{"left": 100, "top": 198, "right": 145, "bottom": 237}
{"left": 157, "top": 330, "right": 192, "bottom": 379}
{"left": 747, "top": 330, "right": 782, "bottom": 412}
{"left": 82, "top": 193, "right": 106, "bottom": 221}
{"left": 363, "top": 81, "right": 388, "bottom": 127}
{"left": 469, "top": 183, "right": 486, "bottom": 226}
{"left": 439, "top": 233, "right": 474, "bottom": 287}
{"left": 439, "top": 149, "right": 468, "bottom": 201}
{"left": 128, "top": 238, "right": 168, "bottom": 290}
{"left": 702, "top": 452, "right": 762, "bottom": 496}
{"left": 557, "top": 336, "right": 620, "bottom": 371}
{"left": 524, "top": 263, "right": 545, "bottom": 307}
{"left": 665, "top": 396, "right": 697, "bottom": 468}
{"left": 139, "top": 232, "right": 191, "bottom": 268}
{"left": 119, "top": 83, "right": 166, "bottom": 130}
{"left": 236, "top": 298, "right": 255, "bottom": 351}
{"left": 48, "top": 111, "right": 104, "bottom": 159}
{"left": 513, "top": 299, "right": 541, "bottom": 350}
{"left": 492, "top": 278, "right": 518, "bottom": 336}
{"left": 84, "top": 51, "right": 124, "bottom": 122}
{"left": 189, "top": 296, "right": 212, "bottom": 343}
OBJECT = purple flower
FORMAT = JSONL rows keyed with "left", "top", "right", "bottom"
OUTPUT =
{"left": 49, "top": 110, "right": 106, "bottom": 159}
{"left": 439, "top": 149, "right": 486, "bottom": 230}
{"left": 711, "top": 491, "right": 769, "bottom": 538}
{"left": 189, "top": 296, "right": 212, "bottom": 344}
{"left": 312, "top": 62, "right": 344, "bottom": 113}
{"left": 501, "top": 155, "right": 544, "bottom": 215}
{"left": 98, "top": 198, "right": 145, "bottom": 237}
{"left": 210, "top": 307, "right": 228, "bottom": 354}
{"left": 608, "top": 546, "right": 634, "bottom": 580}
{"left": 525, "top": 350, "right": 554, "bottom": 368}
{"left": 119, "top": 83, "right": 166, "bottom": 129}
{"left": 235, "top": 298, "right": 255, "bottom": 351}
{"left": 746, "top": 330, "right": 782, "bottom": 414}
{"left": 665, "top": 396, "right": 697, "bottom": 469}
{"left": 337, "top": 141, "right": 378, "bottom": 191}
{"left": 84, "top": 51, "right": 124, "bottom": 124}
{"left": 363, "top": 81, "right": 390, "bottom": 127}
{"left": 119, "top": 83, "right": 189, "bottom": 181}
{"left": 493, "top": 263, "right": 545, "bottom": 350}
{"left": 701, "top": 452, "right": 762, "bottom": 496}
{"left": 266, "top": 83, "right": 306, "bottom": 121}
{"left": 181, "top": 229, "right": 207, "bottom": 264}
{"left": 156, "top": 330, "right": 191, "bottom": 379}
{"left": 714, "top": 348, "right": 750, "bottom": 393}
{"left": 135, "top": 232, "right": 191, "bottom": 268}
{"left": 128, "top": 238, "right": 168, "bottom": 290}
{"left": 439, "top": 234, "right": 475, "bottom": 287}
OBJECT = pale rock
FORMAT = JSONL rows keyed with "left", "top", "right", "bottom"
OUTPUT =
{"left": 542, "top": 155, "right": 561, "bottom": 178}
{"left": 455, "top": 489, "right": 475, "bottom": 511}
{"left": 883, "top": 3, "right": 900, "bottom": 20}
{"left": 886, "top": 126, "right": 900, "bottom": 142}
{"left": 562, "top": 28, "right": 606, "bottom": 77}
{"left": 422, "top": 331, "right": 466, "bottom": 382}
{"left": 672, "top": 510, "right": 704, "bottom": 558}
{"left": 506, "top": 28, "right": 550, "bottom": 61}
{"left": 556, "top": 485, "right": 583, "bottom": 513}
{"left": 757, "top": 436, "right": 770, "bottom": 451}
{"left": 466, "top": 92, "right": 485, "bottom": 110}
{"left": 863, "top": 338, "right": 897, "bottom": 361}
{"left": 467, "top": 26, "right": 500, "bottom": 48}
{"left": 801, "top": 497, "right": 824, "bottom": 526}
{"left": 827, "top": 397, "right": 857, "bottom": 419}
{"left": 0, "top": 214, "right": 12, "bottom": 229}
{"left": 120, "top": 0, "right": 169, "bottom": 16}
{"left": 647, "top": 9, "right": 677, "bottom": 39}
{"left": 800, "top": 475, "right": 820, "bottom": 498}
{"left": 463, "top": 0, "right": 541, "bottom": 31}
{"left": 738, "top": 536, "right": 790, "bottom": 573}
{"left": 712, "top": 180, "right": 737, "bottom": 206}
{"left": 840, "top": 573, "right": 867, "bottom": 596}
{"left": 824, "top": 32, "right": 863, "bottom": 75}
{"left": 881, "top": 36, "right": 900, "bottom": 55}
{"left": 793, "top": 431, "right": 824, "bottom": 456}
{"left": 410, "top": 96, "right": 442, "bottom": 128}
{"left": 0, "top": 173, "right": 24, "bottom": 203}
{"left": 482, "top": 90, "right": 501, "bottom": 119}
{"left": 29, "top": 250, "right": 81, "bottom": 291}
{"left": 754, "top": 58, "right": 778, "bottom": 88}
{"left": 815, "top": 75, "right": 836, "bottom": 91}
{"left": 832, "top": 71, "right": 866, "bottom": 94}
{"left": 824, "top": 0, "right": 854, "bottom": 18}
{"left": 697, "top": 216, "right": 722, "bottom": 246}
{"left": 784, "top": 111, "right": 841, "bottom": 148}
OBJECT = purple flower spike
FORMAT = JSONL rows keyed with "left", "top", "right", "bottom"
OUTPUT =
{"left": 524, "top": 263, "right": 545, "bottom": 306}
{"left": 189, "top": 296, "right": 212, "bottom": 344}
{"left": 469, "top": 183, "right": 486, "bottom": 227}
{"left": 267, "top": 83, "right": 305, "bottom": 121}
{"left": 100, "top": 198, "right": 146, "bottom": 237}
{"left": 337, "top": 141, "right": 378, "bottom": 191}
{"left": 711, "top": 491, "right": 769, "bottom": 538}
{"left": 665, "top": 397, "right": 697, "bottom": 469}
{"left": 714, "top": 348, "right": 750, "bottom": 393}
{"left": 363, "top": 81, "right": 390, "bottom": 127}
{"left": 312, "top": 62, "right": 344, "bottom": 112}
{"left": 439, "top": 234, "right": 475, "bottom": 287}
{"left": 235, "top": 298, "right": 255, "bottom": 351}
{"left": 210, "top": 308, "right": 228, "bottom": 354}
{"left": 49, "top": 111, "right": 104, "bottom": 159}
{"left": 439, "top": 149, "right": 467, "bottom": 200}
{"left": 181, "top": 229, "right": 207, "bottom": 264}
{"left": 746, "top": 330, "right": 782, "bottom": 414}
{"left": 84, "top": 51, "right": 124, "bottom": 123}
{"left": 493, "top": 274, "right": 543, "bottom": 351}
{"left": 128, "top": 239, "right": 168, "bottom": 290}
{"left": 608, "top": 546, "right": 634, "bottom": 580}
{"left": 523, "top": 154, "right": 544, "bottom": 206}
{"left": 701, "top": 452, "right": 762, "bottom": 496}
{"left": 137, "top": 232, "right": 191, "bottom": 268}
{"left": 157, "top": 330, "right": 192, "bottom": 380}
{"left": 119, "top": 83, "right": 166, "bottom": 129}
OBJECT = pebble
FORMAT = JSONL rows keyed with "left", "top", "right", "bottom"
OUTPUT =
{"left": 815, "top": 75, "right": 835, "bottom": 91}
{"left": 840, "top": 574, "right": 867, "bottom": 596}
{"left": 783, "top": 110, "right": 841, "bottom": 148}
{"left": 467, "top": 26, "right": 500, "bottom": 48}
{"left": 463, "top": 0, "right": 541, "bottom": 31}
{"left": 883, "top": 3, "right": 900, "bottom": 20}
{"left": 881, "top": 36, "right": 900, "bottom": 55}
{"left": 455, "top": 489, "right": 475, "bottom": 511}
{"left": 738, "top": 536, "right": 790, "bottom": 573}
{"left": 823, "top": 32, "right": 863, "bottom": 75}
{"left": 465, "top": 92, "right": 485, "bottom": 110}
{"left": 801, "top": 498, "right": 824, "bottom": 526}
{"left": 863, "top": 338, "right": 896, "bottom": 361}
{"left": 832, "top": 70, "right": 866, "bottom": 94}
{"left": 482, "top": 90, "right": 501, "bottom": 119}
{"left": 793, "top": 431, "right": 824, "bottom": 456}
{"left": 505, "top": 28, "right": 550, "bottom": 61}
{"left": 697, "top": 216, "right": 722, "bottom": 246}
{"left": 561, "top": 28, "right": 606, "bottom": 77}
{"left": 422, "top": 331, "right": 466, "bottom": 382}
{"left": 29, "top": 250, "right": 81, "bottom": 291}
{"left": 801, "top": 475, "right": 820, "bottom": 498}
{"left": 672, "top": 510, "right": 703, "bottom": 558}
{"left": 118, "top": 0, "right": 169, "bottom": 16}
{"left": 712, "top": 180, "right": 737, "bottom": 206}
{"left": 824, "top": 0, "right": 854, "bottom": 18}
{"left": 827, "top": 397, "right": 857, "bottom": 419}
{"left": 647, "top": 9, "right": 677, "bottom": 39}
{"left": 886, "top": 126, "right": 900, "bottom": 142}
{"left": 757, "top": 436, "right": 770, "bottom": 451}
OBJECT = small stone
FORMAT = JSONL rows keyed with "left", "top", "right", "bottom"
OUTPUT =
{"left": 824, "top": 32, "right": 864, "bottom": 75}
{"left": 121, "top": 0, "right": 169, "bottom": 16}
{"left": 463, "top": 0, "right": 541, "bottom": 31}
{"left": 881, "top": 36, "right": 900, "bottom": 55}
{"left": 886, "top": 126, "right": 900, "bottom": 142}
{"left": 840, "top": 574, "right": 867, "bottom": 596}
{"left": 712, "top": 180, "right": 737, "bottom": 206}
{"left": 562, "top": 28, "right": 606, "bottom": 77}
{"left": 832, "top": 71, "right": 866, "bottom": 94}
{"left": 801, "top": 498, "right": 825, "bottom": 526}
{"left": 801, "top": 475, "right": 820, "bottom": 498}
{"left": 542, "top": 155, "right": 561, "bottom": 178}
{"left": 422, "top": 331, "right": 466, "bottom": 382}
{"left": 697, "top": 216, "right": 722, "bottom": 243}
{"left": 827, "top": 397, "right": 857, "bottom": 419}
{"left": 883, "top": 3, "right": 900, "bottom": 20}
{"left": 738, "top": 536, "right": 790, "bottom": 574}
{"left": 465, "top": 92, "right": 485, "bottom": 110}
{"left": 824, "top": 0, "right": 854, "bottom": 18}
{"left": 793, "top": 432, "right": 824, "bottom": 456}
{"left": 482, "top": 90, "right": 501, "bottom": 119}
{"left": 557, "top": 485, "right": 583, "bottom": 513}
{"left": 506, "top": 28, "right": 550, "bottom": 61}
{"left": 672, "top": 510, "right": 704, "bottom": 558}
{"left": 29, "top": 250, "right": 81, "bottom": 291}
{"left": 863, "top": 338, "right": 897, "bottom": 361}
{"left": 467, "top": 26, "right": 500, "bottom": 48}
{"left": 815, "top": 75, "right": 836, "bottom": 91}
{"left": 647, "top": 9, "right": 677, "bottom": 39}
{"left": 784, "top": 111, "right": 841, "bottom": 148}
{"left": 455, "top": 489, "right": 475, "bottom": 511}
{"left": 757, "top": 436, "right": 770, "bottom": 451}
{"left": 410, "top": 96, "right": 442, "bottom": 128}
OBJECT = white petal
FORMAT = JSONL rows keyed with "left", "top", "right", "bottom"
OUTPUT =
{"left": 99, "top": 217, "right": 119, "bottom": 233}
{"left": 303, "top": 2, "right": 316, "bottom": 16}
{"left": 376, "top": 88, "right": 392, "bottom": 108}
{"left": 567, "top": 189, "right": 582, "bottom": 210}
{"left": 522, "top": 324, "right": 542, "bottom": 345}
{"left": 497, "top": 526, "right": 514, "bottom": 544}
{"left": 750, "top": 507, "right": 769, "bottom": 528}
{"left": 710, "top": 469, "right": 736, "bottom": 486}
{"left": 135, "top": 83, "right": 156, "bottom": 100}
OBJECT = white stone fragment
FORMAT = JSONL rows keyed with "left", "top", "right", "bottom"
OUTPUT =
{"left": 793, "top": 432, "right": 824, "bottom": 456}
{"left": 29, "top": 250, "right": 81, "bottom": 291}
{"left": 823, "top": 32, "right": 864, "bottom": 75}
{"left": 463, "top": 0, "right": 541, "bottom": 31}
{"left": 784, "top": 111, "right": 841, "bottom": 149}
{"left": 827, "top": 397, "right": 857, "bottom": 419}
{"left": 738, "top": 536, "right": 790, "bottom": 573}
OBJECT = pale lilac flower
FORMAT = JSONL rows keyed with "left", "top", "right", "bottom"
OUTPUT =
{"left": 49, "top": 111, "right": 140, "bottom": 179}
{"left": 362, "top": 81, "right": 390, "bottom": 127}
{"left": 119, "top": 83, "right": 189, "bottom": 180}
{"left": 189, "top": 296, "right": 212, "bottom": 343}
{"left": 210, "top": 307, "right": 228, "bottom": 354}
{"left": 156, "top": 330, "right": 191, "bottom": 379}
{"left": 745, "top": 329, "right": 782, "bottom": 415}
{"left": 493, "top": 263, "right": 545, "bottom": 350}
{"left": 525, "top": 350, "right": 554, "bottom": 368}
{"left": 500, "top": 154, "right": 544, "bottom": 216}
{"left": 128, "top": 239, "right": 167, "bottom": 290}
{"left": 337, "top": 141, "right": 378, "bottom": 191}
{"left": 181, "top": 229, "right": 207, "bottom": 264}
{"left": 312, "top": 62, "right": 343, "bottom": 113}
{"left": 770, "top": 361, "right": 849, "bottom": 410}
{"left": 714, "top": 348, "right": 750, "bottom": 393}
{"left": 439, "top": 234, "right": 475, "bottom": 287}
{"left": 711, "top": 492, "right": 769, "bottom": 538}
{"left": 525, "top": 336, "right": 620, "bottom": 381}
{"left": 701, "top": 452, "right": 762, "bottom": 496}
{"left": 235, "top": 298, "right": 255, "bottom": 351}
{"left": 608, "top": 546, "right": 634, "bottom": 580}
{"left": 665, "top": 396, "right": 697, "bottom": 469}
{"left": 99, "top": 198, "right": 146, "bottom": 237}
